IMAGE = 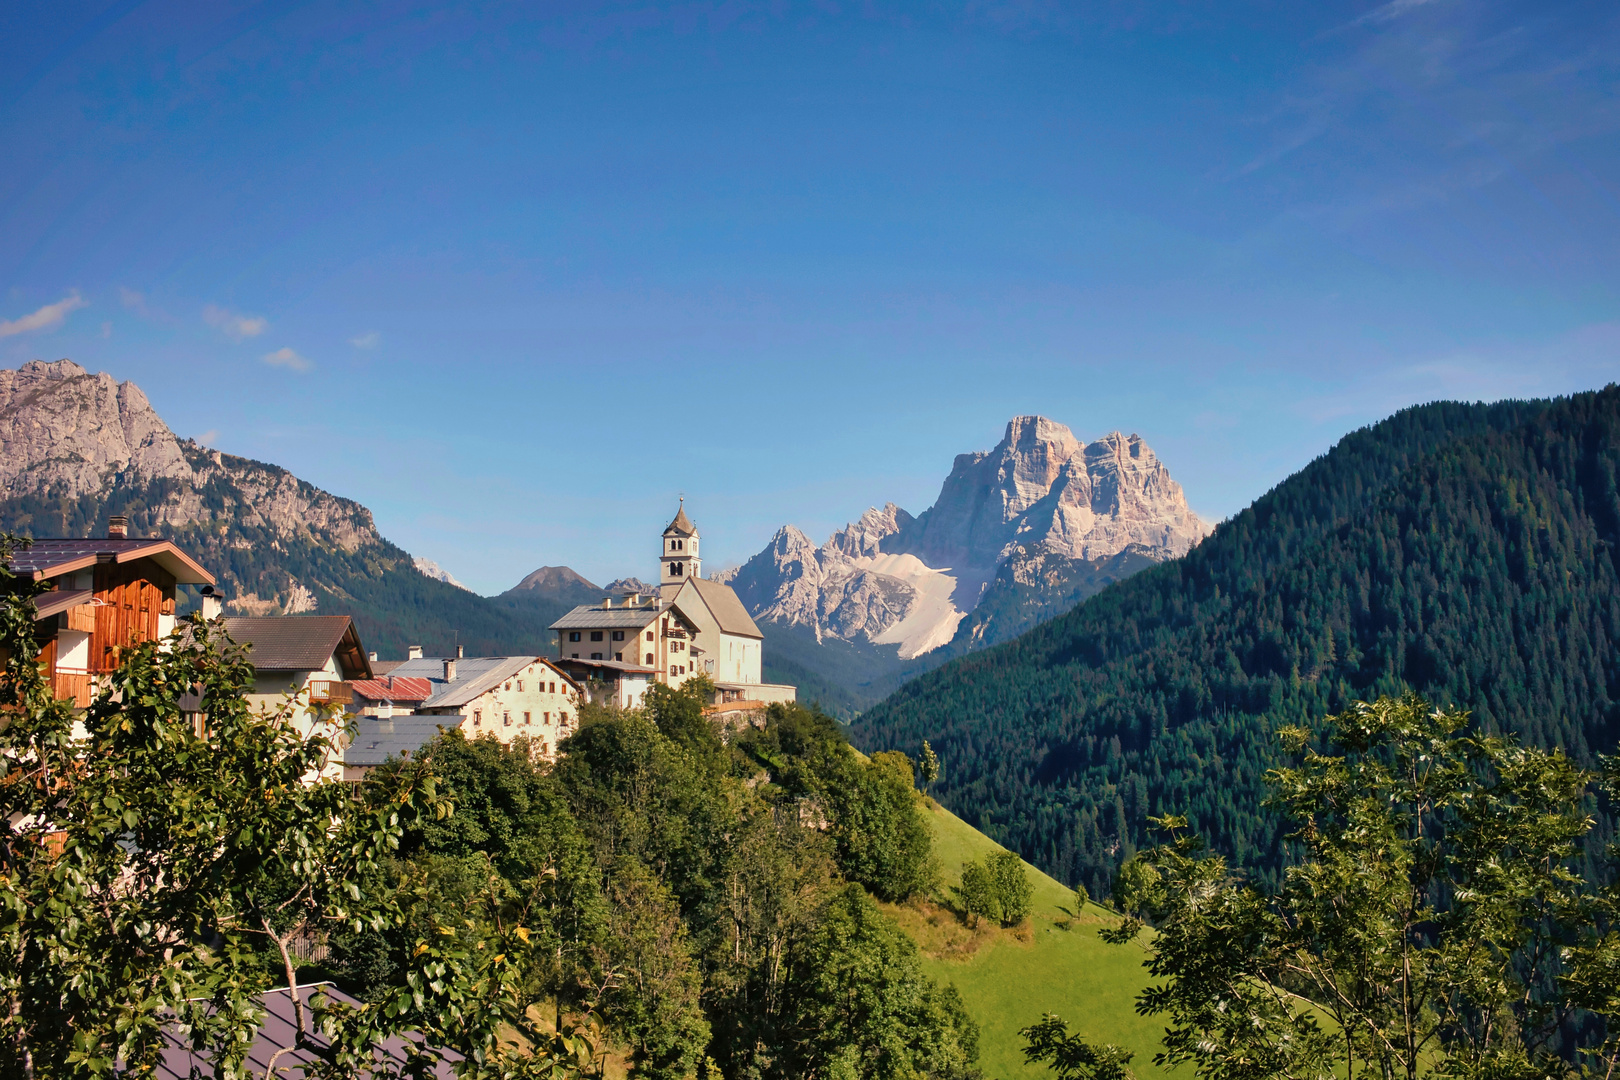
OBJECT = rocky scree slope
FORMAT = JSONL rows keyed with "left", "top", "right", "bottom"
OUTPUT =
{"left": 725, "top": 416, "right": 1209, "bottom": 709}
{"left": 0, "top": 359, "right": 550, "bottom": 658}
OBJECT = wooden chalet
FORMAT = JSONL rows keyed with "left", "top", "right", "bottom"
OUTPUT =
{"left": 6, "top": 517, "right": 215, "bottom": 707}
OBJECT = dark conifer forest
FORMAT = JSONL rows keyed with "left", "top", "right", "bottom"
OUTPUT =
{"left": 853, "top": 387, "right": 1620, "bottom": 899}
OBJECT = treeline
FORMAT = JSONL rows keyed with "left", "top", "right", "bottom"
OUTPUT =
{"left": 330, "top": 678, "right": 978, "bottom": 1079}
{"left": 854, "top": 387, "right": 1620, "bottom": 898}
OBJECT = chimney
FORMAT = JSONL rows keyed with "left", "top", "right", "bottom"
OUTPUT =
{"left": 368, "top": 651, "right": 377, "bottom": 661}
{"left": 456, "top": 643, "right": 465, "bottom": 659}
{"left": 408, "top": 645, "right": 423, "bottom": 660}
{"left": 107, "top": 515, "right": 128, "bottom": 540}
{"left": 443, "top": 658, "right": 458, "bottom": 682}
{"left": 603, "top": 596, "right": 613, "bottom": 609}
{"left": 199, "top": 585, "right": 223, "bottom": 621}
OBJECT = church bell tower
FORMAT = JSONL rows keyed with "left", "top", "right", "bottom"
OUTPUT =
{"left": 660, "top": 499, "right": 700, "bottom": 594}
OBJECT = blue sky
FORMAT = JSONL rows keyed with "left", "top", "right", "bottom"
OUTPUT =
{"left": 2, "top": 1, "right": 1618, "bottom": 592}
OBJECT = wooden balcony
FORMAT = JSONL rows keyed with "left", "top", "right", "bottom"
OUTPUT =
{"left": 309, "top": 681, "right": 354, "bottom": 704}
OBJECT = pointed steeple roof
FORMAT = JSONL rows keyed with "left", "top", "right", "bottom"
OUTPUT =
{"left": 663, "top": 499, "right": 697, "bottom": 537}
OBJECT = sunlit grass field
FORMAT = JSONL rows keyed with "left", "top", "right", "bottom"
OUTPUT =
{"left": 894, "top": 801, "right": 1171, "bottom": 1080}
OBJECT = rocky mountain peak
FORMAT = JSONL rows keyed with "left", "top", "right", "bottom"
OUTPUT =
{"left": 0, "top": 358, "right": 192, "bottom": 496}
{"left": 604, "top": 577, "right": 659, "bottom": 596}
{"left": 824, "top": 503, "right": 914, "bottom": 559}
{"left": 729, "top": 415, "right": 1211, "bottom": 660}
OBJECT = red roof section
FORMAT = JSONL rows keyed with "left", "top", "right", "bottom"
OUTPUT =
{"left": 347, "top": 676, "right": 433, "bottom": 702}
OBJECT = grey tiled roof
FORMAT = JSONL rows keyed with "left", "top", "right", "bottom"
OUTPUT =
{"left": 344, "top": 715, "right": 459, "bottom": 767}
{"left": 386, "top": 655, "right": 575, "bottom": 710}
{"left": 155, "top": 983, "right": 458, "bottom": 1078}
{"left": 549, "top": 604, "right": 663, "bottom": 631}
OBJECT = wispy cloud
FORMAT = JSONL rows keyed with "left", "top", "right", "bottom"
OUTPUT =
{"left": 1335, "top": 0, "right": 1449, "bottom": 34}
{"left": 262, "top": 347, "right": 312, "bottom": 372}
{"left": 1239, "top": 2, "right": 1620, "bottom": 231}
{"left": 0, "top": 293, "right": 87, "bottom": 338}
{"left": 196, "top": 429, "right": 220, "bottom": 446}
{"left": 350, "top": 331, "right": 380, "bottom": 349}
{"left": 204, "top": 304, "right": 268, "bottom": 341}
{"left": 1292, "top": 322, "right": 1620, "bottom": 425}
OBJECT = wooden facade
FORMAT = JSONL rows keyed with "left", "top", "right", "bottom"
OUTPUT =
{"left": 11, "top": 534, "right": 214, "bottom": 710}
{"left": 90, "top": 560, "right": 177, "bottom": 672}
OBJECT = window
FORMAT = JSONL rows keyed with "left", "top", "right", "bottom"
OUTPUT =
{"left": 524, "top": 711, "right": 531, "bottom": 726}
{"left": 671, "top": 562, "right": 683, "bottom": 576}
{"left": 544, "top": 712, "right": 550, "bottom": 723}
{"left": 505, "top": 682, "right": 511, "bottom": 691}
{"left": 591, "top": 652, "right": 602, "bottom": 660}
{"left": 590, "top": 631, "right": 603, "bottom": 642}
{"left": 611, "top": 630, "right": 624, "bottom": 641}
{"left": 645, "top": 630, "right": 654, "bottom": 641}
{"left": 560, "top": 712, "right": 569, "bottom": 725}
{"left": 571, "top": 652, "right": 579, "bottom": 658}
{"left": 504, "top": 711, "right": 511, "bottom": 727}
{"left": 473, "top": 709, "right": 482, "bottom": 726}
{"left": 549, "top": 681, "right": 556, "bottom": 693}
{"left": 569, "top": 632, "right": 581, "bottom": 642}
{"left": 645, "top": 653, "right": 654, "bottom": 664}
{"left": 517, "top": 680, "right": 523, "bottom": 691}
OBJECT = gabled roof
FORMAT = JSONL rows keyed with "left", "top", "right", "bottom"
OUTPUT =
{"left": 344, "top": 714, "right": 459, "bottom": 767}
{"left": 347, "top": 676, "right": 434, "bottom": 703}
{"left": 223, "top": 616, "right": 373, "bottom": 680}
{"left": 679, "top": 578, "right": 763, "bottom": 639}
{"left": 549, "top": 601, "right": 699, "bottom": 633}
{"left": 663, "top": 502, "right": 697, "bottom": 537}
{"left": 385, "top": 656, "right": 579, "bottom": 711}
{"left": 4, "top": 537, "right": 215, "bottom": 585}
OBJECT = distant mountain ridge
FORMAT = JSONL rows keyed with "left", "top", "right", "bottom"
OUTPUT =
{"left": 0, "top": 359, "right": 553, "bottom": 658}
{"left": 727, "top": 416, "right": 1209, "bottom": 710}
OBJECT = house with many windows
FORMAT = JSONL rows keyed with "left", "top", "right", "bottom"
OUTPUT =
{"left": 550, "top": 591, "right": 706, "bottom": 685}
{"left": 550, "top": 503, "right": 794, "bottom": 703}
{"left": 385, "top": 653, "right": 582, "bottom": 757}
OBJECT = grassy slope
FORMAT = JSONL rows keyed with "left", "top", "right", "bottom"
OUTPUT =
{"left": 906, "top": 801, "right": 1168, "bottom": 1080}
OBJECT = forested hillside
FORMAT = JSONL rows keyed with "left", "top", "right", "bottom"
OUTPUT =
{"left": 853, "top": 389, "right": 1620, "bottom": 898}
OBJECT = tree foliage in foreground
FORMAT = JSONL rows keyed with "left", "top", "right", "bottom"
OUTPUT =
{"left": 1, "top": 529, "right": 967, "bottom": 1077}
{"left": 1048, "top": 694, "right": 1620, "bottom": 1080}
{"left": 0, "top": 539, "right": 481, "bottom": 1078}
{"left": 343, "top": 688, "right": 967, "bottom": 1080}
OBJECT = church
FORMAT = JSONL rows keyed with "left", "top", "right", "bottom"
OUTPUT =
{"left": 549, "top": 503, "right": 796, "bottom": 705}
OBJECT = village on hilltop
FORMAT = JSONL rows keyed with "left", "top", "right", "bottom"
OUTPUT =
{"left": 21, "top": 502, "right": 795, "bottom": 780}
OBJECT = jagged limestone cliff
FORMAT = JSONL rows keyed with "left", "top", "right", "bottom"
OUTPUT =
{"left": 729, "top": 416, "right": 1209, "bottom": 663}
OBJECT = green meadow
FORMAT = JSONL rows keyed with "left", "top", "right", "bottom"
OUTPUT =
{"left": 893, "top": 802, "right": 1171, "bottom": 1080}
